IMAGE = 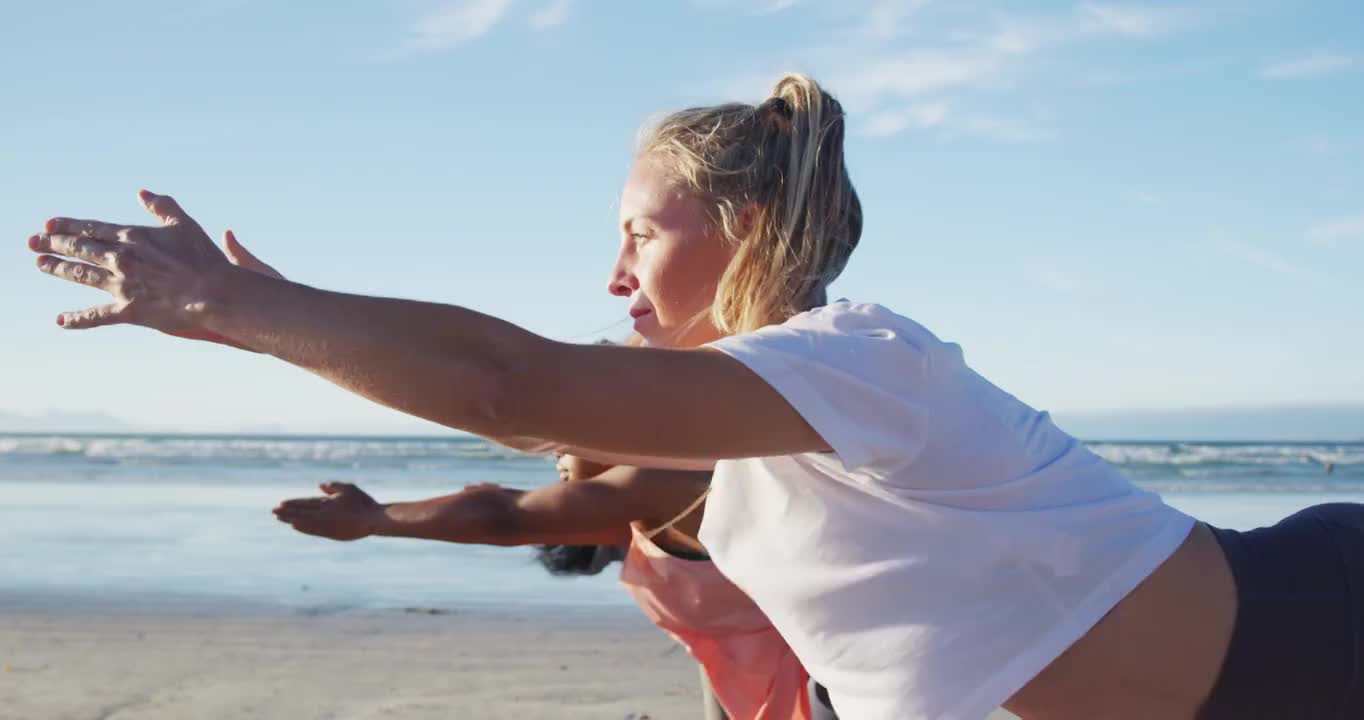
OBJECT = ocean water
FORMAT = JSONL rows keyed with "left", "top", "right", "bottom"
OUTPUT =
{"left": 1, "top": 434, "right": 1361, "bottom": 611}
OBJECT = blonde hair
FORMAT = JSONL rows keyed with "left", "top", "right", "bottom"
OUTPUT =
{"left": 638, "top": 73, "right": 862, "bottom": 336}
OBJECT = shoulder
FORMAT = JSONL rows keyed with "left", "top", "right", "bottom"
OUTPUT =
{"left": 704, "top": 301, "right": 946, "bottom": 472}
{"left": 763, "top": 300, "right": 938, "bottom": 343}
{"left": 711, "top": 300, "right": 943, "bottom": 369}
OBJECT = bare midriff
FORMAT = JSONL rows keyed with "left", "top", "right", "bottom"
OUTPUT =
{"left": 1004, "top": 523, "right": 1238, "bottom": 720}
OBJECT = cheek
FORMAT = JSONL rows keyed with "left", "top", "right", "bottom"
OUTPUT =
{"left": 671, "top": 242, "right": 732, "bottom": 304}
{"left": 647, "top": 246, "right": 719, "bottom": 314}
{"left": 698, "top": 240, "right": 735, "bottom": 287}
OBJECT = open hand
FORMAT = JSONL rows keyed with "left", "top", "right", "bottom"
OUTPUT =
{"left": 29, "top": 190, "right": 231, "bottom": 332}
{"left": 273, "top": 482, "right": 384, "bottom": 542}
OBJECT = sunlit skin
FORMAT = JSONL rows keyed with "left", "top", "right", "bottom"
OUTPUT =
{"left": 26, "top": 179, "right": 1239, "bottom": 718}
{"left": 608, "top": 159, "right": 736, "bottom": 349}
{"left": 269, "top": 455, "right": 710, "bottom": 556}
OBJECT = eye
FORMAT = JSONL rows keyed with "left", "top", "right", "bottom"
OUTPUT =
{"left": 630, "top": 232, "right": 650, "bottom": 245}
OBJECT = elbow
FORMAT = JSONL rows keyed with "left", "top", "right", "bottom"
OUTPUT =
{"left": 444, "top": 491, "right": 527, "bottom": 546}
{"left": 464, "top": 369, "right": 519, "bottom": 440}
{"left": 417, "top": 350, "right": 516, "bottom": 438}
{"left": 448, "top": 339, "right": 557, "bottom": 441}
{"left": 478, "top": 498, "right": 529, "bottom": 546}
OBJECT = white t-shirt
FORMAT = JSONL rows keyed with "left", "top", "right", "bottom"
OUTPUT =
{"left": 701, "top": 301, "right": 1195, "bottom": 720}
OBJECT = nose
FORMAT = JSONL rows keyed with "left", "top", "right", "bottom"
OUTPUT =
{"left": 607, "top": 247, "right": 638, "bottom": 298}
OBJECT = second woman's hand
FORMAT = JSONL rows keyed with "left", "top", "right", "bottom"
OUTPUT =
{"left": 273, "top": 482, "right": 386, "bottom": 542}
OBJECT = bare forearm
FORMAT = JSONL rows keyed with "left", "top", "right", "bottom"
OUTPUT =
{"left": 198, "top": 267, "right": 536, "bottom": 433}
{"left": 374, "top": 491, "right": 526, "bottom": 546}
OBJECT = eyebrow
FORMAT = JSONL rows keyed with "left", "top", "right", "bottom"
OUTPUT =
{"left": 621, "top": 217, "right": 650, "bottom": 234}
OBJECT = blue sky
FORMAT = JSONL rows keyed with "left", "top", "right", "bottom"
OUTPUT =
{"left": 0, "top": 0, "right": 1360, "bottom": 434}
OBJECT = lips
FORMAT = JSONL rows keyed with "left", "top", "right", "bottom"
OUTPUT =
{"left": 627, "top": 296, "right": 653, "bottom": 319}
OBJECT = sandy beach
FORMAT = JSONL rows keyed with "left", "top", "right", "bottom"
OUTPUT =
{"left": 0, "top": 600, "right": 705, "bottom": 720}
{"left": 0, "top": 597, "right": 1023, "bottom": 720}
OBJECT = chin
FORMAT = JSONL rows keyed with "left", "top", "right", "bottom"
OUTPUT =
{"left": 632, "top": 315, "right": 716, "bottom": 349}
{"left": 655, "top": 331, "right": 710, "bottom": 350}
{"left": 637, "top": 332, "right": 670, "bottom": 349}
{"left": 636, "top": 327, "right": 686, "bottom": 350}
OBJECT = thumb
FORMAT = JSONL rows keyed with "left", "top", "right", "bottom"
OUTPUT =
{"left": 137, "top": 189, "right": 193, "bottom": 227}
{"left": 321, "top": 482, "right": 358, "bottom": 496}
{"left": 223, "top": 230, "right": 245, "bottom": 265}
{"left": 223, "top": 229, "right": 285, "bottom": 279}
{"left": 222, "top": 229, "right": 263, "bottom": 267}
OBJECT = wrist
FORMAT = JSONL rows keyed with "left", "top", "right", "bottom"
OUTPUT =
{"left": 370, "top": 503, "right": 397, "bottom": 537}
{"left": 195, "top": 264, "right": 255, "bottom": 333}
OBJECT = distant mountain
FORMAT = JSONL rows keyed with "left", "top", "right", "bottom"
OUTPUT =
{"left": 0, "top": 409, "right": 136, "bottom": 433}
{"left": 1055, "top": 405, "right": 1364, "bottom": 442}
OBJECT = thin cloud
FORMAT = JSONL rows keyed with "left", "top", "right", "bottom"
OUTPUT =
{"left": 1069, "top": 67, "right": 1130, "bottom": 89}
{"left": 693, "top": 0, "right": 799, "bottom": 14}
{"left": 1295, "top": 134, "right": 1353, "bottom": 156}
{"left": 1022, "top": 258, "right": 1105, "bottom": 297}
{"left": 409, "top": 0, "right": 516, "bottom": 50}
{"left": 865, "top": 0, "right": 932, "bottom": 39}
{"left": 828, "top": 3, "right": 1190, "bottom": 120}
{"left": 861, "top": 103, "right": 1051, "bottom": 143}
{"left": 862, "top": 102, "right": 949, "bottom": 136}
{"left": 1261, "top": 51, "right": 1356, "bottom": 79}
{"left": 529, "top": 0, "right": 573, "bottom": 29}
{"left": 1307, "top": 215, "right": 1364, "bottom": 248}
{"left": 1077, "top": 2, "right": 1183, "bottom": 37}
{"left": 835, "top": 51, "right": 997, "bottom": 111}
{"left": 1211, "top": 235, "right": 1328, "bottom": 283}
{"left": 163, "top": 0, "right": 251, "bottom": 24}
{"left": 957, "top": 113, "right": 1053, "bottom": 143}
{"left": 706, "top": 3, "right": 1192, "bottom": 139}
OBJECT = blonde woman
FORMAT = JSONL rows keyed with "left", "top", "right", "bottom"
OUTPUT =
{"left": 31, "top": 74, "right": 1363, "bottom": 719}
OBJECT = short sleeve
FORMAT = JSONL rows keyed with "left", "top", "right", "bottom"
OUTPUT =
{"left": 706, "top": 302, "right": 933, "bottom": 474}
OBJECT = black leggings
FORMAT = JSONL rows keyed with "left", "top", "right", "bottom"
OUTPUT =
{"left": 1199, "top": 503, "right": 1364, "bottom": 719}
{"left": 808, "top": 679, "right": 839, "bottom": 720}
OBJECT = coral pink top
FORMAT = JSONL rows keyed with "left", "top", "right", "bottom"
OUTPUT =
{"left": 619, "top": 523, "right": 811, "bottom": 720}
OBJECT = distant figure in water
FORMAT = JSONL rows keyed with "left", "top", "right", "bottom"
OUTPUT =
{"left": 1307, "top": 454, "right": 1336, "bottom": 475}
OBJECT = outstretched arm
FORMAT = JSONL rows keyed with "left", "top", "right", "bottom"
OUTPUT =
{"left": 196, "top": 270, "right": 825, "bottom": 466}
{"left": 29, "top": 193, "right": 828, "bottom": 468}
{"left": 274, "top": 465, "right": 710, "bottom": 547}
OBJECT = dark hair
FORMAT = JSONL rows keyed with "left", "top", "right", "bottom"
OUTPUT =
{"left": 534, "top": 544, "right": 625, "bottom": 576}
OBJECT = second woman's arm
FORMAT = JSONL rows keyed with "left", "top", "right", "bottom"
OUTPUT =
{"left": 275, "top": 466, "right": 711, "bottom": 547}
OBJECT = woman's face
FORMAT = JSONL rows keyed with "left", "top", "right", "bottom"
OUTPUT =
{"left": 608, "top": 158, "right": 735, "bottom": 349}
